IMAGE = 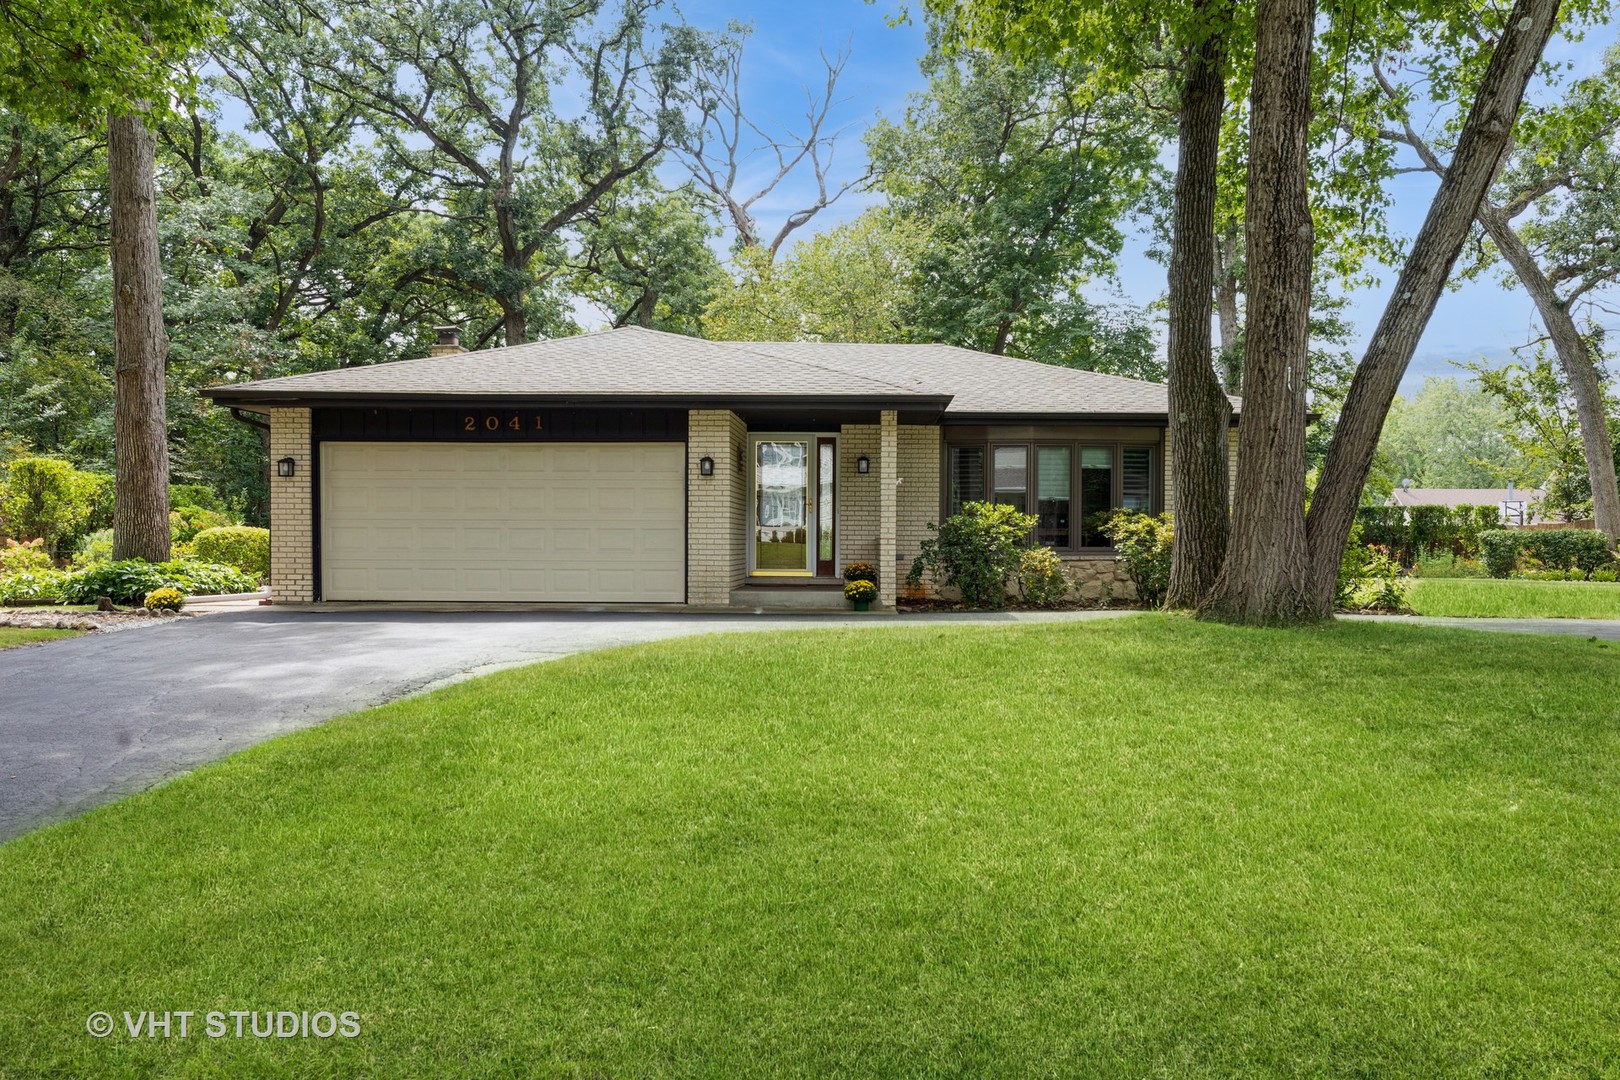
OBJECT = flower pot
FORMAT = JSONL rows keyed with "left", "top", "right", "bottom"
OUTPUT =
{"left": 852, "top": 600, "right": 871, "bottom": 612}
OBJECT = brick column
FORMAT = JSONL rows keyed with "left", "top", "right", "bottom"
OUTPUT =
{"left": 878, "top": 410, "right": 898, "bottom": 608}
{"left": 687, "top": 409, "right": 746, "bottom": 606}
{"left": 268, "top": 407, "right": 314, "bottom": 602}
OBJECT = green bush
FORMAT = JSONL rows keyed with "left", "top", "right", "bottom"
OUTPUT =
{"left": 1355, "top": 503, "right": 1502, "bottom": 566}
{"left": 1479, "top": 531, "right": 1519, "bottom": 578}
{"left": 0, "top": 538, "right": 53, "bottom": 574}
{"left": 1337, "top": 539, "right": 1410, "bottom": 612}
{"left": 1016, "top": 547, "right": 1070, "bottom": 607}
{"left": 170, "top": 505, "right": 233, "bottom": 544}
{"left": 908, "top": 501, "right": 1037, "bottom": 609}
{"left": 1480, "top": 528, "right": 1614, "bottom": 578}
{"left": 1102, "top": 511, "right": 1173, "bottom": 608}
{"left": 73, "top": 528, "right": 114, "bottom": 568}
{"left": 0, "top": 569, "right": 71, "bottom": 604}
{"left": 0, "top": 457, "right": 112, "bottom": 557}
{"left": 190, "top": 525, "right": 269, "bottom": 578}
{"left": 59, "top": 559, "right": 259, "bottom": 605}
{"left": 60, "top": 560, "right": 172, "bottom": 605}
{"left": 158, "top": 560, "right": 259, "bottom": 596}
{"left": 1593, "top": 568, "right": 1619, "bottom": 583}
{"left": 143, "top": 586, "right": 186, "bottom": 611}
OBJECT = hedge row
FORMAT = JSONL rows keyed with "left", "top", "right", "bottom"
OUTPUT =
{"left": 1478, "top": 529, "right": 1614, "bottom": 578}
{"left": 1355, "top": 504, "right": 1502, "bottom": 565}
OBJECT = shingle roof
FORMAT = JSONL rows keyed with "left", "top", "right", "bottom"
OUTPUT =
{"left": 204, "top": 325, "right": 1230, "bottom": 419}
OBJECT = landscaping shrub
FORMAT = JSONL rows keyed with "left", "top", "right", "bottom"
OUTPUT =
{"left": 0, "top": 569, "right": 71, "bottom": 604}
{"left": 1354, "top": 506, "right": 1407, "bottom": 553}
{"left": 1480, "top": 530, "right": 1519, "bottom": 578}
{"left": 0, "top": 457, "right": 112, "bottom": 557}
{"left": 58, "top": 559, "right": 258, "bottom": 605}
{"left": 142, "top": 586, "right": 185, "bottom": 612}
{"left": 1016, "top": 547, "right": 1070, "bottom": 607}
{"left": 0, "top": 538, "right": 52, "bottom": 574}
{"left": 1336, "top": 539, "right": 1410, "bottom": 612}
{"left": 1593, "top": 568, "right": 1619, "bottom": 583}
{"left": 60, "top": 561, "right": 172, "bottom": 605}
{"left": 1522, "top": 529, "right": 1612, "bottom": 575}
{"left": 1354, "top": 503, "right": 1502, "bottom": 566}
{"left": 72, "top": 528, "right": 114, "bottom": 568}
{"left": 842, "top": 561, "right": 877, "bottom": 584}
{"left": 1480, "top": 528, "right": 1613, "bottom": 578}
{"left": 191, "top": 525, "right": 269, "bottom": 579}
{"left": 1102, "top": 511, "right": 1173, "bottom": 608}
{"left": 908, "top": 501, "right": 1036, "bottom": 609}
{"left": 170, "top": 505, "right": 233, "bottom": 544}
{"left": 157, "top": 560, "right": 259, "bottom": 596}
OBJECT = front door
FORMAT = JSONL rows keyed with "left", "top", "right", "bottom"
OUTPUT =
{"left": 751, "top": 435, "right": 836, "bottom": 576}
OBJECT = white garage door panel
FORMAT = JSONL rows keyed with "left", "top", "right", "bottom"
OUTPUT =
{"left": 321, "top": 442, "right": 685, "bottom": 602}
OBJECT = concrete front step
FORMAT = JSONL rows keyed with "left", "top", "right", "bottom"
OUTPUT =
{"left": 729, "top": 586, "right": 861, "bottom": 612}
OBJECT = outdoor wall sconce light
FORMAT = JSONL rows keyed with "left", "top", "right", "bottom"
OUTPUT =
{"left": 856, "top": 455, "right": 870, "bottom": 474}
{"left": 699, "top": 456, "right": 715, "bottom": 477}
{"left": 277, "top": 457, "right": 297, "bottom": 477}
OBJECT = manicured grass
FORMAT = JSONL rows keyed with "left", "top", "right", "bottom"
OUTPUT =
{"left": 3, "top": 616, "right": 1619, "bottom": 1076}
{"left": 0, "top": 627, "right": 80, "bottom": 650}
{"left": 1408, "top": 576, "right": 1620, "bottom": 619}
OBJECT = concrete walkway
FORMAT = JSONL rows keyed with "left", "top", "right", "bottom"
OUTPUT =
{"left": 0, "top": 607, "right": 1131, "bottom": 841}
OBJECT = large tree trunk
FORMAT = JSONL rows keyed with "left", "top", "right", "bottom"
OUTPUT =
{"left": 1305, "top": 0, "right": 1564, "bottom": 610}
{"left": 1477, "top": 203, "right": 1620, "bottom": 548}
{"left": 1163, "top": 5, "right": 1233, "bottom": 611}
{"left": 109, "top": 112, "right": 171, "bottom": 564}
{"left": 1200, "top": 0, "right": 1318, "bottom": 625}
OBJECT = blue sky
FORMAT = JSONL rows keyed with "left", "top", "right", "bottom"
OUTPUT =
{"left": 672, "top": 2, "right": 1619, "bottom": 396}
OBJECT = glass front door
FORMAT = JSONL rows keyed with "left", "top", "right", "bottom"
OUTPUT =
{"left": 752, "top": 436, "right": 835, "bottom": 576}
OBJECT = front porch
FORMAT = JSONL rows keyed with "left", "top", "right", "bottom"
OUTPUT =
{"left": 685, "top": 408, "right": 940, "bottom": 610}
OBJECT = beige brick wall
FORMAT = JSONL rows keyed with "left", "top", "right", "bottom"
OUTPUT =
{"left": 686, "top": 409, "right": 747, "bottom": 605}
{"left": 896, "top": 425, "right": 940, "bottom": 580}
{"left": 838, "top": 423, "right": 880, "bottom": 570}
{"left": 878, "top": 411, "right": 898, "bottom": 607}
{"left": 268, "top": 408, "right": 314, "bottom": 603}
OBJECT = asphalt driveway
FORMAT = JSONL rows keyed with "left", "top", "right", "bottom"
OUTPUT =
{"left": 0, "top": 607, "right": 1126, "bottom": 841}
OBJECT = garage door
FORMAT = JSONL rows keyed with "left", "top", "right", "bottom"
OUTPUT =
{"left": 320, "top": 442, "right": 685, "bottom": 602}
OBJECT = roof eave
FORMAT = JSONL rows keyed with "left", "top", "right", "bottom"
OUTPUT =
{"left": 201, "top": 388, "right": 955, "bottom": 413}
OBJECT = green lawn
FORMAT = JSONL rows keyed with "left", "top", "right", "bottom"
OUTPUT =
{"left": 3, "top": 617, "right": 1619, "bottom": 1077}
{"left": 1408, "top": 576, "right": 1620, "bottom": 619}
{"left": 0, "top": 626, "right": 80, "bottom": 650}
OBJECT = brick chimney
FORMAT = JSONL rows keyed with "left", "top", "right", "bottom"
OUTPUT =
{"left": 430, "top": 325, "right": 467, "bottom": 356}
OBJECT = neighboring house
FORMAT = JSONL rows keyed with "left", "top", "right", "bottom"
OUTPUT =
{"left": 204, "top": 326, "right": 1242, "bottom": 608}
{"left": 1386, "top": 486, "right": 1545, "bottom": 527}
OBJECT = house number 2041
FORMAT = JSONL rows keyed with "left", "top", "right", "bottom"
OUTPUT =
{"left": 462, "top": 413, "right": 543, "bottom": 433}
